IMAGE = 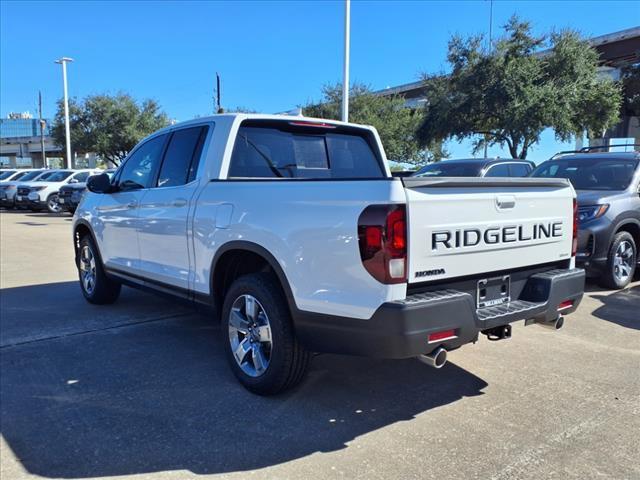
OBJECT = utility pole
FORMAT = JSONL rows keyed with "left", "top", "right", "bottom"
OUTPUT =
{"left": 488, "top": 0, "right": 493, "bottom": 49}
{"left": 341, "top": 0, "right": 350, "bottom": 122}
{"left": 484, "top": 0, "right": 493, "bottom": 159}
{"left": 38, "top": 91, "right": 46, "bottom": 168}
{"left": 215, "top": 72, "right": 223, "bottom": 114}
{"left": 55, "top": 57, "right": 73, "bottom": 169}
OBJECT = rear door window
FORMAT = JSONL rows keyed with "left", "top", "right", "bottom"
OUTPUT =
{"left": 228, "top": 121, "right": 384, "bottom": 179}
{"left": 156, "top": 126, "right": 208, "bottom": 188}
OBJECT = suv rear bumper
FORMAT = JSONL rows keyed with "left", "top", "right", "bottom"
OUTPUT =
{"left": 294, "top": 268, "right": 585, "bottom": 358}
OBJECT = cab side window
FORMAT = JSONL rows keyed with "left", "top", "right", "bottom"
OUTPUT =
{"left": 156, "top": 126, "right": 208, "bottom": 188}
{"left": 117, "top": 135, "right": 167, "bottom": 190}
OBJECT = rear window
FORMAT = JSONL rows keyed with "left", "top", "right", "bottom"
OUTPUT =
{"left": 0, "top": 170, "right": 16, "bottom": 180}
{"left": 228, "top": 121, "right": 385, "bottom": 179}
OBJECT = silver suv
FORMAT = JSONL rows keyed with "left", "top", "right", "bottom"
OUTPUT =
{"left": 532, "top": 147, "right": 640, "bottom": 289}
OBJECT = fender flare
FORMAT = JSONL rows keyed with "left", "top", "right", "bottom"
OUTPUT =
{"left": 610, "top": 216, "right": 640, "bottom": 245}
{"left": 73, "top": 219, "right": 104, "bottom": 267}
{"left": 210, "top": 240, "right": 298, "bottom": 312}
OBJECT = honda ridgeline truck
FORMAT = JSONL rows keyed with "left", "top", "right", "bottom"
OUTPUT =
{"left": 74, "top": 114, "right": 584, "bottom": 395}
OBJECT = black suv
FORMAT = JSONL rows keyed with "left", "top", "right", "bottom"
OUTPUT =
{"left": 532, "top": 147, "right": 640, "bottom": 289}
{"left": 413, "top": 158, "right": 535, "bottom": 178}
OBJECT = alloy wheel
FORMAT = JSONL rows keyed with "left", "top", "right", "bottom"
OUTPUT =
{"left": 228, "top": 294, "right": 273, "bottom": 377}
{"left": 79, "top": 245, "right": 97, "bottom": 295}
{"left": 48, "top": 195, "right": 62, "bottom": 213}
{"left": 613, "top": 240, "right": 634, "bottom": 284}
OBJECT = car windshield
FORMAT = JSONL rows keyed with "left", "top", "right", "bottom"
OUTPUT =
{"left": 37, "top": 170, "right": 72, "bottom": 182}
{"left": 414, "top": 162, "right": 484, "bottom": 177}
{"left": 531, "top": 157, "right": 639, "bottom": 191}
{"left": 18, "top": 170, "right": 44, "bottom": 181}
{"left": 0, "top": 170, "right": 17, "bottom": 180}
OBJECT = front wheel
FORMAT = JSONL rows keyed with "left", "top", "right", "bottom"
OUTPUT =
{"left": 221, "top": 273, "right": 311, "bottom": 395}
{"left": 599, "top": 231, "right": 637, "bottom": 290}
{"left": 77, "top": 235, "right": 121, "bottom": 304}
{"left": 46, "top": 193, "right": 62, "bottom": 214}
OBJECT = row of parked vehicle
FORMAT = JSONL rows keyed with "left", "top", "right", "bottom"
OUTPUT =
{"left": 399, "top": 147, "right": 640, "bottom": 289}
{"left": 2, "top": 145, "right": 639, "bottom": 293}
{"left": 0, "top": 168, "right": 114, "bottom": 214}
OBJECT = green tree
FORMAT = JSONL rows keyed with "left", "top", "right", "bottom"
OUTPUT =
{"left": 52, "top": 93, "right": 170, "bottom": 166}
{"left": 418, "top": 16, "right": 622, "bottom": 159}
{"left": 303, "top": 83, "right": 446, "bottom": 165}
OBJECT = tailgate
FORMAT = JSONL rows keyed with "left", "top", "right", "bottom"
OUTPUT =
{"left": 402, "top": 177, "right": 574, "bottom": 283}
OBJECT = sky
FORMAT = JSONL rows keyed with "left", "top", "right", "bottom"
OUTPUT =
{"left": 1, "top": 0, "right": 639, "bottom": 162}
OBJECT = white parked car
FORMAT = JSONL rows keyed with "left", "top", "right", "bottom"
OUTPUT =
{"left": 0, "top": 169, "right": 50, "bottom": 208}
{"left": 16, "top": 169, "right": 101, "bottom": 213}
{"left": 74, "top": 114, "right": 585, "bottom": 395}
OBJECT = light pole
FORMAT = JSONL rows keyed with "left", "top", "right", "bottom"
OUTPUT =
{"left": 55, "top": 57, "right": 74, "bottom": 169}
{"left": 341, "top": 0, "right": 350, "bottom": 122}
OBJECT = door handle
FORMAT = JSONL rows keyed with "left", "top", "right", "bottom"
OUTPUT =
{"left": 126, "top": 201, "right": 138, "bottom": 209}
{"left": 172, "top": 199, "right": 188, "bottom": 207}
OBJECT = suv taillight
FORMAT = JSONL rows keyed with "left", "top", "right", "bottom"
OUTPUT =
{"left": 572, "top": 198, "right": 578, "bottom": 257}
{"left": 358, "top": 204, "right": 407, "bottom": 284}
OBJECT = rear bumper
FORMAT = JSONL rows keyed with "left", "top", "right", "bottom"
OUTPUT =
{"left": 295, "top": 268, "right": 585, "bottom": 358}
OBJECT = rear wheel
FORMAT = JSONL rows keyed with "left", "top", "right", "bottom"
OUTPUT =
{"left": 78, "top": 235, "right": 121, "bottom": 304}
{"left": 46, "top": 193, "right": 62, "bottom": 214}
{"left": 599, "top": 231, "right": 636, "bottom": 290}
{"left": 221, "top": 273, "right": 311, "bottom": 395}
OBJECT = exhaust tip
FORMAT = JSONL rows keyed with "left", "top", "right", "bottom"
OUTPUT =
{"left": 536, "top": 315, "right": 564, "bottom": 330}
{"left": 417, "top": 347, "right": 448, "bottom": 369}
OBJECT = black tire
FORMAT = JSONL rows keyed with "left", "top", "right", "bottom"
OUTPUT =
{"left": 46, "top": 193, "right": 62, "bottom": 214}
{"left": 221, "top": 273, "right": 311, "bottom": 395}
{"left": 77, "top": 235, "right": 121, "bottom": 304}
{"left": 599, "top": 231, "right": 637, "bottom": 290}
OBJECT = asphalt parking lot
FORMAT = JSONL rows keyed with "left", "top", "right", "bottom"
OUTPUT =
{"left": 1, "top": 210, "right": 639, "bottom": 480}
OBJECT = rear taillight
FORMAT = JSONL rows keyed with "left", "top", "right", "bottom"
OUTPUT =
{"left": 358, "top": 204, "right": 407, "bottom": 284}
{"left": 572, "top": 198, "right": 578, "bottom": 257}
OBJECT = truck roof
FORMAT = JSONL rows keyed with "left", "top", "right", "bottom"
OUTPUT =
{"left": 156, "top": 113, "right": 375, "bottom": 136}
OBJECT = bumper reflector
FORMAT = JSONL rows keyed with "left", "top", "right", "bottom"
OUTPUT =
{"left": 558, "top": 300, "right": 574, "bottom": 311}
{"left": 428, "top": 329, "right": 457, "bottom": 343}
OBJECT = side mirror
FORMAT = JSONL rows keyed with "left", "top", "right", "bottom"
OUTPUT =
{"left": 87, "top": 173, "right": 112, "bottom": 194}
{"left": 69, "top": 178, "right": 79, "bottom": 184}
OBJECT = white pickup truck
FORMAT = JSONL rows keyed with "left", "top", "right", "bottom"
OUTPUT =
{"left": 74, "top": 114, "right": 584, "bottom": 394}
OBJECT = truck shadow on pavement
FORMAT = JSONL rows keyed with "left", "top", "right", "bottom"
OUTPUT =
{"left": 590, "top": 285, "right": 639, "bottom": 330}
{"left": 0, "top": 281, "right": 487, "bottom": 478}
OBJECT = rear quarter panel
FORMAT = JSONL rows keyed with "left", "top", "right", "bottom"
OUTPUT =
{"left": 193, "top": 179, "right": 407, "bottom": 319}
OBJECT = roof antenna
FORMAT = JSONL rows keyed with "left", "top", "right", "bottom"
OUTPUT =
{"left": 214, "top": 72, "right": 224, "bottom": 114}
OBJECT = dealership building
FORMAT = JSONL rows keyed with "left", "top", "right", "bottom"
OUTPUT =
{"left": 0, "top": 112, "right": 62, "bottom": 168}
